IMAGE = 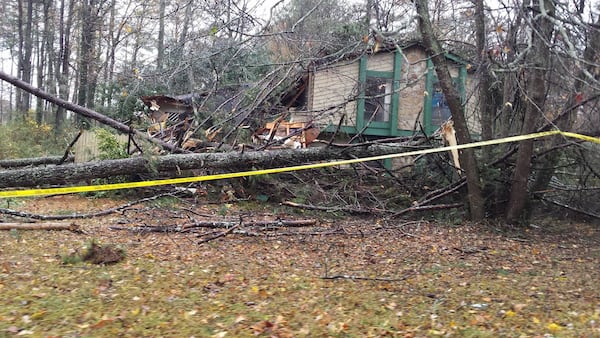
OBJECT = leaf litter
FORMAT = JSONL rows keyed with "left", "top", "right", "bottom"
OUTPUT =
{"left": 0, "top": 195, "right": 598, "bottom": 337}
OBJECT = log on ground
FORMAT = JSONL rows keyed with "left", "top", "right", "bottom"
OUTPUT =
{"left": 0, "top": 155, "right": 74, "bottom": 168}
{"left": 0, "top": 143, "right": 419, "bottom": 188}
{"left": 0, "top": 222, "right": 80, "bottom": 231}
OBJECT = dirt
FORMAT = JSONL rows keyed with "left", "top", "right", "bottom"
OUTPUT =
{"left": 0, "top": 194, "right": 599, "bottom": 337}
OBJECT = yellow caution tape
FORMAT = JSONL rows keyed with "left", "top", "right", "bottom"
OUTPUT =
{"left": 0, "top": 130, "right": 598, "bottom": 198}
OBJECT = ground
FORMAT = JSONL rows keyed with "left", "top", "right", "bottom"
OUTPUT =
{"left": 0, "top": 194, "right": 599, "bottom": 337}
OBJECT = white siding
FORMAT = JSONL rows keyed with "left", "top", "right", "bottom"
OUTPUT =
{"left": 367, "top": 53, "right": 394, "bottom": 72}
{"left": 397, "top": 48, "right": 428, "bottom": 130}
{"left": 310, "top": 62, "right": 360, "bottom": 127}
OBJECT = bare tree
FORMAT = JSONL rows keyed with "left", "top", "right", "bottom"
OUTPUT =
{"left": 55, "top": 0, "right": 75, "bottom": 133}
{"left": 414, "top": 0, "right": 485, "bottom": 220}
{"left": 16, "top": 0, "right": 34, "bottom": 114}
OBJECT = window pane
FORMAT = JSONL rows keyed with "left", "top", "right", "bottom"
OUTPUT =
{"left": 364, "top": 77, "right": 391, "bottom": 123}
{"left": 431, "top": 81, "right": 454, "bottom": 126}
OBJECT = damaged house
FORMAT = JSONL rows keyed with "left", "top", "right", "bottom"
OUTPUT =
{"left": 284, "top": 41, "right": 480, "bottom": 139}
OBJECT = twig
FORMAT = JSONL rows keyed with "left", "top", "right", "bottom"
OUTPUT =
{"left": 187, "top": 219, "right": 318, "bottom": 229}
{"left": 390, "top": 203, "right": 464, "bottom": 218}
{"left": 538, "top": 196, "right": 600, "bottom": 219}
{"left": 59, "top": 129, "right": 83, "bottom": 164}
{"left": 108, "top": 225, "right": 181, "bottom": 232}
{"left": 109, "top": 219, "right": 318, "bottom": 233}
{"left": 416, "top": 178, "right": 467, "bottom": 205}
{"left": 282, "top": 201, "right": 388, "bottom": 214}
{"left": 326, "top": 114, "right": 346, "bottom": 147}
{"left": 198, "top": 225, "right": 239, "bottom": 244}
{"left": 321, "top": 273, "right": 413, "bottom": 282}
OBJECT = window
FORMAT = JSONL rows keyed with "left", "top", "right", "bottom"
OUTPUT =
{"left": 364, "top": 77, "right": 392, "bottom": 123}
{"left": 431, "top": 80, "right": 461, "bottom": 127}
{"left": 431, "top": 82, "right": 451, "bottom": 126}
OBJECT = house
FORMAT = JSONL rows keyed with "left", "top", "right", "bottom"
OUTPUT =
{"left": 288, "top": 41, "right": 480, "bottom": 138}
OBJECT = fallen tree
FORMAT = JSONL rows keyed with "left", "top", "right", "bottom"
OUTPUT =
{"left": 0, "top": 70, "right": 182, "bottom": 153}
{"left": 0, "top": 143, "right": 425, "bottom": 188}
{"left": 0, "top": 155, "right": 74, "bottom": 168}
{"left": 0, "top": 222, "right": 80, "bottom": 231}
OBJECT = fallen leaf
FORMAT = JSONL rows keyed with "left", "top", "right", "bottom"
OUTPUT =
{"left": 234, "top": 315, "right": 246, "bottom": 324}
{"left": 91, "top": 318, "right": 114, "bottom": 329}
{"left": 17, "top": 330, "right": 34, "bottom": 336}
{"left": 546, "top": 322, "right": 563, "bottom": 332}
{"left": 512, "top": 303, "right": 527, "bottom": 312}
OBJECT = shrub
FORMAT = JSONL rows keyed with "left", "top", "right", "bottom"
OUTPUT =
{"left": 0, "top": 118, "right": 67, "bottom": 159}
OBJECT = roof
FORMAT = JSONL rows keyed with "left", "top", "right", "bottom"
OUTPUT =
{"left": 310, "top": 38, "right": 472, "bottom": 72}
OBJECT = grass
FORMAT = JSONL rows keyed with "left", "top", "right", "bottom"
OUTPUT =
{"left": 0, "top": 196, "right": 598, "bottom": 337}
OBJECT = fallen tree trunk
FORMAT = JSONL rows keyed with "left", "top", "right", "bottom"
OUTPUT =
{"left": 108, "top": 219, "right": 318, "bottom": 233}
{"left": 0, "top": 143, "right": 418, "bottom": 188}
{"left": 0, "top": 155, "right": 74, "bottom": 168}
{"left": 0, "top": 222, "right": 80, "bottom": 231}
{"left": 0, "top": 70, "right": 181, "bottom": 153}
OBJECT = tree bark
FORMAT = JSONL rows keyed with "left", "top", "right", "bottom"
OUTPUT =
{"left": 156, "top": 0, "right": 166, "bottom": 70}
{"left": 76, "top": 0, "right": 97, "bottom": 121}
{"left": 505, "top": 0, "right": 555, "bottom": 223}
{"left": 0, "top": 222, "right": 79, "bottom": 231}
{"left": 0, "top": 143, "right": 418, "bottom": 188}
{"left": 0, "top": 70, "right": 182, "bottom": 153}
{"left": 0, "top": 155, "right": 74, "bottom": 168}
{"left": 55, "top": 0, "right": 75, "bottom": 134}
{"left": 474, "top": 0, "right": 493, "bottom": 150}
{"left": 16, "top": 0, "right": 34, "bottom": 114}
{"left": 414, "top": 0, "right": 485, "bottom": 220}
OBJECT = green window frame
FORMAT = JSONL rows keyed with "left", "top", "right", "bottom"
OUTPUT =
{"left": 355, "top": 51, "right": 402, "bottom": 136}
{"left": 423, "top": 59, "right": 467, "bottom": 135}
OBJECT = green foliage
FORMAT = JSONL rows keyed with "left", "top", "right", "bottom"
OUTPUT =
{"left": 81, "top": 128, "right": 131, "bottom": 198}
{"left": 61, "top": 251, "right": 83, "bottom": 265}
{"left": 8, "top": 229, "right": 21, "bottom": 241}
{"left": 95, "top": 128, "right": 129, "bottom": 160}
{"left": 0, "top": 198, "right": 21, "bottom": 210}
{"left": 0, "top": 118, "right": 68, "bottom": 159}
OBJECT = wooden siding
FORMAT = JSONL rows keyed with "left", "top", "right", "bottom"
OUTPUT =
{"left": 310, "top": 62, "right": 359, "bottom": 126}
{"left": 73, "top": 130, "right": 129, "bottom": 162}
{"left": 397, "top": 48, "right": 428, "bottom": 130}
{"left": 366, "top": 52, "right": 394, "bottom": 72}
{"left": 308, "top": 46, "right": 480, "bottom": 135}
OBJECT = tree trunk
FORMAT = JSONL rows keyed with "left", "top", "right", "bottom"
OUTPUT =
{"left": 16, "top": 0, "right": 34, "bottom": 114}
{"left": 156, "top": 0, "right": 166, "bottom": 70}
{"left": 0, "top": 143, "right": 420, "bottom": 188}
{"left": 0, "top": 155, "right": 74, "bottom": 168}
{"left": 414, "top": 0, "right": 485, "bottom": 220}
{"left": 474, "top": 0, "right": 493, "bottom": 153}
{"left": 55, "top": 0, "right": 75, "bottom": 134}
{"left": 505, "top": 0, "right": 555, "bottom": 223}
{"left": 530, "top": 16, "right": 600, "bottom": 195}
{"left": 42, "top": 0, "right": 55, "bottom": 124}
{"left": 75, "top": 0, "right": 98, "bottom": 125}
{"left": 0, "top": 223, "right": 79, "bottom": 231}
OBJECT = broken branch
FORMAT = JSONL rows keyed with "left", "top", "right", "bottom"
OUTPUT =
{"left": 0, "top": 222, "right": 81, "bottom": 231}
